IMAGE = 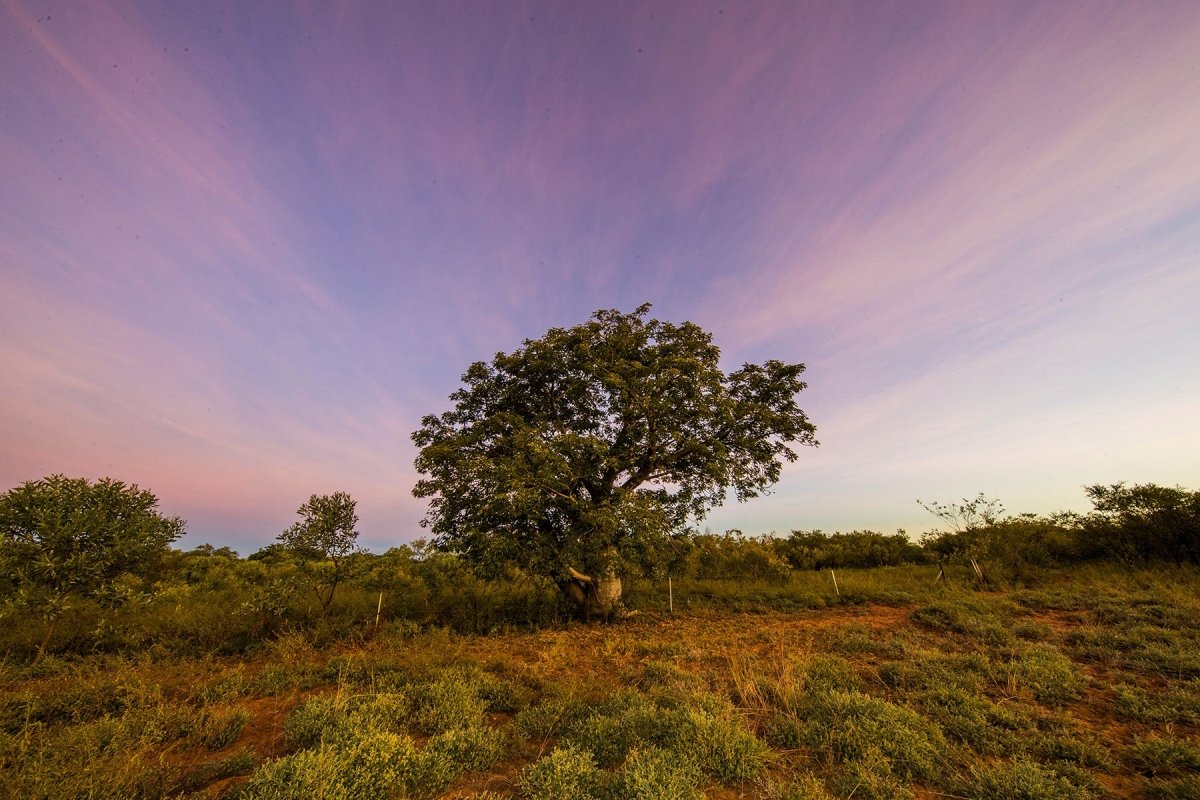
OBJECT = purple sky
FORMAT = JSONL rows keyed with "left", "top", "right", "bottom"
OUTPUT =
{"left": 3, "top": 1, "right": 1198, "bottom": 552}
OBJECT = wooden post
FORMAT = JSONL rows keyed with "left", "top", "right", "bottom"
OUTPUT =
{"left": 830, "top": 569, "right": 841, "bottom": 600}
{"left": 668, "top": 576, "right": 674, "bottom": 614}
{"left": 374, "top": 592, "right": 383, "bottom": 632}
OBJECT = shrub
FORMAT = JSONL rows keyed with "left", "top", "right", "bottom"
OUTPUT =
{"left": 915, "top": 687, "right": 1024, "bottom": 755}
{"left": 284, "top": 692, "right": 411, "bottom": 749}
{"left": 242, "top": 731, "right": 420, "bottom": 800}
{"left": 828, "top": 746, "right": 913, "bottom": 800}
{"left": 614, "top": 746, "right": 702, "bottom": 800}
{"left": 879, "top": 652, "right": 989, "bottom": 693}
{"left": 195, "top": 708, "right": 249, "bottom": 750}
{"left": 520, "top": 745, "right": 607, "bottom": 800}
{"left": 412, "top": 674, "right": 487, "bottom": 734}
{"left": 1143, "top": 775, "right": 1200, "bottom": 800}
{"left": 1128, "top": 735, "right": 1200, "bottom": 777}
{"left": 687, "top": 707, "right": 769, "bottom": 783}
{"left": 911, "top": 602, "right": 969, "bottom": 632}
{"left": 1003, "top": 645, "right": 1086, "bottom": 706}
{"left": 283, "top": 694, "right": 347, "bottom": 749}
{"left": 570, "top": 695, "right": 667, "bottom": 768}
{"left": 797, "top": 690, "right": 947, "bottom": 781}
{"left": 514, "top": 694, "right": 592, "bottom": 741}
{"left": 965, "top": 757, "right": 1100, "bottom": 800}
{"left": 765, "top": 774, "right": 835, "bottom": 800}
{"left": 1113, "top": 682, "right": 1200, "bottom": 724}
{"left": 425, "top": 725, "right": 508, "bottom": 774}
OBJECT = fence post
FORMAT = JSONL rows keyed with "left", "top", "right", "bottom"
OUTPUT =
{"left": 374, "top": 591, "right": 383, "bottom": 632}
{"left": 668, "top": 576, "right": 674, "bottom": 614}
{"left": 830, "top": 569, "right": 841, "bottom": 600}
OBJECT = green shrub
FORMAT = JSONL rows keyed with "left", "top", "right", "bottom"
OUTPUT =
{"left": 520, "top": 745, "right": 607, "bottom": 800}
{"left": 1144, "top": 775, "right": 1200, "bottom": 800}
{"left": 1113, "top": 682, "right": 1200, "bottom": 724}
{"left": 1001, "top": 645, "right": 1086, "bottom": 706}
{"left": 574, "top": 691, "right": 702, "bottom": 768}
{"left": 614, "top": 746, "right": 702, "bottom": 799}
{"left": 283, "top": 694, "right": 346, "bottom": 749}
{"left": 514, "top": 694, "right": 593, "bottom": 741}
{"left": 765, "top": 774, "right": 835, "bottom": 800}
{"left": 803, "top": 654, "right": 864, "bottom": 694}
{"left": 1012, "top": 621, "right": 1054, "bottom": 641}
{"left": 283, "top": 692, "right": 411, "bottom": 749}
{"left": 687, "top": 706, "right": 769, "bottom": 783}
{"left": 965, "top": 757, "right": 1100, "bottom": 800}
{"left": 425, "top": 725, "right": 508, "bottom": 773}
{"left": 1031, "top": 731, "right": 1113, "bottom": 771}
{"left": 915, "top": 687, "right": 1025, "bottom": 755}
{"left": 572, "top": 700, "right": 665, "bottom": 768}
{"left": 192, "top": 668, "right": 252, "bottom": 705}
{"left": 911, "top": 603, "right": 970, "bottom": 633}
{"left": 1128, "top": 735, "right": 1200, "bottom": 777}
{"left": 828, "top": 745, "right": 913, "bottom": 800}
{"left": 798, "top": 690, "right": 947, "bottom": 781}
{"left": 412, "top": 674, "right": 487, "bottom": 734}
{"left": 242, "top": 730, "right": 420, "bottom": 800}
{"left": 195, "top": 708, "right": 249, "bottom": 750}
{"left": 478, "top": 674, "right": 530, "bottom": 713}
{"left": 878, "top": 652, "right": 989, "bottom": 692}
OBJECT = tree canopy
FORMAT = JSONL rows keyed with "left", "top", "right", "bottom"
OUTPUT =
{"left": 0, "top": 475, "right": 184, "bottom": 662}
{"left": 277, "top": 491, "right": 361, "bottom": 613}
{"left": 412, "top": 304, "right": 817, "bottom": 581}
{"left": 1083, "top": 482, "right": 1200, "bottom": 566}
{"left": 0, "top": 474, "right": 184, "bottom": 613}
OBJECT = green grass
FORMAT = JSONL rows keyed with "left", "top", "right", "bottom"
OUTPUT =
{"left": 2, "top": 565, "right": 1198, "bottom": 799}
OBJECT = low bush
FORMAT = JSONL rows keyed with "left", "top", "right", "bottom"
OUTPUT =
{"left": 614, "top": 745, "right": 702, "bottom": 799}
{"left": 791, "top": 690, "right": 948, "bottom": 782}
{"left": 194, "top": 707, "right": 248, "bottom": 750}
{"left": 964, "top": 757, "right": 1101, "bottom": 800}
{"left": 1113, "top": 681, "right": 1200, "bottom": 724}
{"left": 999, "top": 645, "right": 1086, "bottom": 706}
{"left": 520, "top": 745, "right": 607, "bottom": 800}
{"left": 1128, "top": 735, "right": 1200, "bottom": 777}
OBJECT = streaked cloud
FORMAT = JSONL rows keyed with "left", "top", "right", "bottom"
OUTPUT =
{"left": 1, "top": 0, "right": 1197, "bottom": 549}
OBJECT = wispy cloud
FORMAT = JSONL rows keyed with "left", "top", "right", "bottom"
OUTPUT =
{"left": 2, "top": 0, "right": 1197, "bottom": 548}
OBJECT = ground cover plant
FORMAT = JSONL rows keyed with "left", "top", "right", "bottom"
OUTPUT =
{"left": 1, "top": 564, "right": 1197, "bottom": 799}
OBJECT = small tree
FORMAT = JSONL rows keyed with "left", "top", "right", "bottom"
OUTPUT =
{"left": 277, "top": 491, "right": 361, "bottom": 614}
{"left": 1083, "top": 482, "right": 1200, "bottom": 566}
{"left": 412, "top": 304, "right": 817, "bottom": 617}
{"left": 918, "top": 493, "right": 1005, "bottom": 584}
{"left": 0, "top": 475, "right": 184, "bottom": 664}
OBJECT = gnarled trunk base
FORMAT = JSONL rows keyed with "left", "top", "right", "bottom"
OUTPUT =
{"left": 560, "top": 566, "right": 625, "bottom": 621}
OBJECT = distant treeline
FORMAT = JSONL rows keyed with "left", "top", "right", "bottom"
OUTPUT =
{"left": 0, "top": 480, "right": 1195, "bottom": 663}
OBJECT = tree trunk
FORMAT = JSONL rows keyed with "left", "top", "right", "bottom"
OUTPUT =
{"left": 560, "top": 566, "right": 625, "bottom": 621}
{"left": 31, "top": 615, "right": 59, "bottom": 669}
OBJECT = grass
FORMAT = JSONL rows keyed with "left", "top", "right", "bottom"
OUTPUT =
{"left": 1, "top": 565, "right": 1198, "bottom": 798}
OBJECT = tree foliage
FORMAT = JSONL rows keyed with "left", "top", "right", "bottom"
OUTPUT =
{"left": 1082, "top": 482, "right": 1200, "bottom": 566}
{"left": 277, "top": 491, "right": 361, "bottom": 613}
{"left": 776, "top": 529, "right": 927, "bottom": 571}
{"left": 0, "top": 475, "right": 184, "bottom": 616}
{"left": 412, "top": 304, "right": 817, "bottom": 579}
{"left": 0, "top": 475, "right": 184, "bottom": 662}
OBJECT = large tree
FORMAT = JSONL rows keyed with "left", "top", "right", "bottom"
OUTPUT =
{"left": 0, "top": 475, "right": 184, "bottom": 663}
{"left": 412, "top": 304, "right": 817, "bottom": 616}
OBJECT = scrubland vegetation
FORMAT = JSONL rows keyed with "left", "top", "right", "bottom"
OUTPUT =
{"left": 2, "top": 478, "right": 1199, "bottom": 799}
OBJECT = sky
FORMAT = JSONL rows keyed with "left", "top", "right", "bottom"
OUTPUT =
{"left": 2, "top": 0, "right": 1198, "bottom": 553}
